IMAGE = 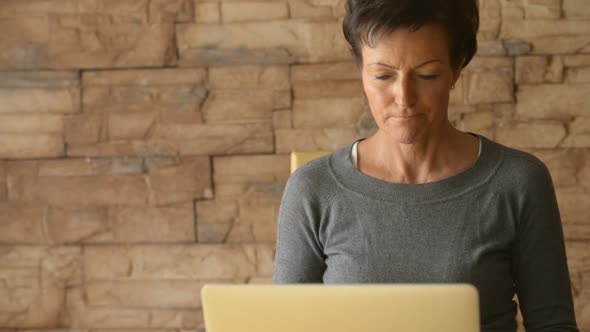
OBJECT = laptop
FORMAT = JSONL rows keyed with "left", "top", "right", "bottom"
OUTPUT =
{"left": 201, "top": 284, "right": 480, "bottom": 332}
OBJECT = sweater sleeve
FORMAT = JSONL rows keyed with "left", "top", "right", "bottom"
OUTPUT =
{"left": 272, "top": 170, "right": 326, "bottom": 283}
{"left": 511, "top": 159, "right": 579, "bottom": 331}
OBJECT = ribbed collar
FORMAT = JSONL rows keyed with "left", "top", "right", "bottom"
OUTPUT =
{"left": 328, "top": 134, "right": 504, "bottom": 204}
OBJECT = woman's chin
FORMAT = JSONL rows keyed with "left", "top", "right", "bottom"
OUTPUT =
{"left": 380, "top": 126, "right": 426, "bottom": 145}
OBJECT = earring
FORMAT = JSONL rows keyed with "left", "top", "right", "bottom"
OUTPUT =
{"left": 451, "top": 85, "right": 455, "bottom": 90}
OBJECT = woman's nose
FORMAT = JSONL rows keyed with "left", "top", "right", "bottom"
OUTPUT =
{"left": 394, "top": 77, "right": 417, "bottom": 108}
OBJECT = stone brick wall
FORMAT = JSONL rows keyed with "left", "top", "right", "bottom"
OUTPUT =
{"left": 0, "top": 0, "right": 588, "bottom": 331}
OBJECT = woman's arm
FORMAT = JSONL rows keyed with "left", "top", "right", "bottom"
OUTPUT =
{"left": 272, "top": 171, "right": 326, "bottom": 283}
{"left": 511, "top": 160, "right": 579, "bottom": 331}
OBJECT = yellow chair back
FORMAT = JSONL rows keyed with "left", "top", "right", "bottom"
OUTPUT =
{"left": 290, "top": 151, "right": 332, "bottom": 174}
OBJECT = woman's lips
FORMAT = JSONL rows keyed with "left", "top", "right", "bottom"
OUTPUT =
{"left": 391, "top": 114, "right": 422, "bottom": 119}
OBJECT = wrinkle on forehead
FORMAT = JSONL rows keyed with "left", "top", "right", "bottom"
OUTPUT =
{"left": 361, "top": 23, "right": 452, "bottom": 70}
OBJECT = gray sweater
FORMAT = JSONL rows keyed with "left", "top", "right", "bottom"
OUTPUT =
{"left": 272, "top": 135, "right": 578, "bottom": 332}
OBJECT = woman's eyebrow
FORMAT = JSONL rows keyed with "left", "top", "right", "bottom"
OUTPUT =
{"left": 367, "top": 59, "right": 442, "bottom": 69}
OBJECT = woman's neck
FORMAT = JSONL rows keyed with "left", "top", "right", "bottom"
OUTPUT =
{"left": 358, "top": 125, "right": 480, "bottom": 184}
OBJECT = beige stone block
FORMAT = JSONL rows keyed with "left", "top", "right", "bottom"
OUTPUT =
{"left": 563, "top": 223, "right": 590, "bottom": 241}
{"left": 0, "top": 162, "right": 7, "bottom": 201}
{"left": 4, "top": 160, "right": 39, "bottom": 179}
{"left": 500, "top": 0, "right": 561, "bottom": 19}
{"left": 275, "top": 128, "right": 360, "bottom": 153}
{"left": 0, "top": 12, "right": 177, "bottom": 69}
{"left": 108, "top": 111, "right": 158, "bottom": 140}
{"left": 64, "top": 113, "right": 103, "bottom": 144}
{"left": 0, "top": 17, "right": 51, "bottom": 69}
{"left": 563, "top": 0, "right": 590, "bottom": 19}
{"left": 37, "top": 158, "right": 143, "bottom": 177}
{"left": 109, "top": 203, "right": 195, "bottom": 243}
{"left": 83, "top": 244, "right": 270, "bottom": 280}
{"left": 0, "top": 0, "right": 148, "bottom": 22}
{"left": 479, "top": 0, "right": 501, "bottom": 41}
{"left": 0, "top": 113, "right": 63, "bottom": 134}
{"left": 154, "top": 122, "right": 274, "bottom": 155}
{"left": 0, "top": 134, "right": 64, "bottom": 159}
{"left": 256, "top": 244, "right": 275, "bottom": 277}
{"left": 209, "top": 65, "right": 289, "bottom": 90}
{"left": 0, "top": 1, "right": 78, "bottom": 18}
{"left": 463, "top": 57, "right": 514, "bottom": 104}
{"left": 0, "top": 203, "right": 45, "bottom": 244}
{"left": 516, "top": 84, "right": 590, "bottom": 119}
{"left": 248, "top": 277, "right": 273, "bottom": 284}
{"left": 496, "top": 121, "right": 566, "bottom": 149}
{"left": 0, "top": 246, "right": 81, "bottom": 327}
{"left": 67, "top": 141, "right": 179, "bottom": 158}
{"left": 580, "top": 151, "right": 590, "bottom": 190}
{"left": 449, "top": 77, "right": 466, "bottom": 105}
{"left": 500, "top": 5, "right": 523, "bottom": 19}
{"left": 195, "top": 2, "right": 220, "bottom": 23}
{"left": 558, "top": 187, "right": 590, "bottom": 225}
{"left": 86, "top": 280, "right": 205, "bottom": 307}
{"left": 148, "top": 0, "right": 194, "bottom": 23}
{"left": 0, "top": 87, "right": 80, "bottom": 113}
{"left": 291, "top": 62, "right": 359, "bottom": 82}
{"left": 83, "top": 85, "right": 206, "bottom": 113}
{"left": 289, "top": 0, "right": 334, "bottom": 19}
{"left": 197, "top": 198, "right": 279, "bottom": 240}
{"left": 566, "top": 67, "right": 590, "bottom": 83}
{"left": 0, "top": 71, "right": 78, "bottom": 88}
{"left": 273, "top": 110, "right": 293, "bottom": 129}
{"left": 147, "top": 157, "right": 212, "bottom": 204}
{"left": 477, "top": 40, "right": 507, "bottom": 56}
{"left": 448, "top": 105, "right": 478, "bottom": 120}
{"left": 293, "top": 97, "right": 366, "bottom": 128}
{"left": 500, "top": 20, "right": 590, "bottom": 54}
{"left": 214, "top": 155, "right": 290, "bottom": 185}
{"left": 48, "top": 18, "right": 176, "bottom": 69}
{"left": 176, "top": 21, "right": 351, "bottom": 65}
{"left": 564, "top": 55, "right": 590, "bottom": 67}
{"left": 565, "top": 243, "right": 590, "bottom": 319}
{"left": 550, "top": 181, "right": 590, "bottom": 228}
{"left": 197, "top": 223, "right": 232, "bottom": 243}
{"left": 457, "top": 112, "right": 496, "bottom": 139}
{"left": 293, "top": 80, "right": 364, "bottom": 99}
{"left": 531, "top": 149, "right": 582, "bottom": 188}
{"left": 238, "top": 193, "right": 281, "bottom": 225}
{"left": 516, "top": 56, "right": 563, "bottom": 84}
{"left": 221, "top": 2, "right": 288, "bottom": 23}
{"left": 49, "top": 153, "right": 144, "bottom": 176}
{"left": 45, "top": 206, "right": 110, "bottom": 244}
{"left": 202, "top": 90, "right": 274, "bottom": 124}
{"left": 9, "top": 174, "right": 149, "bottom": 206}
{"left": 562, "top": 117, "right": 590, "bottom": 148}
{"left": 63, "top": 287, "right": 200, "bottom": 328}
{"left": 225, "top": 223, "right": 277, "bottom": 243}
{"left": 197, "top": 200, "right": 239, "bottom": 224}
{"left": 160, "top": 110, "right": 204, "bottom": 124}
{"left": 83, "top": 68, "right": 206, "bottom": 87}
{"left": 535, "top": 35, "right": 590, "bottom": 54}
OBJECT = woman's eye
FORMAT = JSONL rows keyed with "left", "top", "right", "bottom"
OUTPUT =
{"left": 419, "top": 75, "right": 438, "bottom": 80}
{"left": 375, "top": 75, "right": 391, "bottom": 80}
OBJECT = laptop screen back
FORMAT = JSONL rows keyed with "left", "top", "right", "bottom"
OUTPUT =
{"left": 201, "top": 284, "right": 480, "bottom": 332}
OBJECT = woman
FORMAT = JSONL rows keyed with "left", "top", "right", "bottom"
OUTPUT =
{"left": 272, "top": 0, "right": 579, "bottom": 331}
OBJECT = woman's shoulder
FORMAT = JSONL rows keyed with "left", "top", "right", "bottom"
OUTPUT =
{"left": 284, "top": 148, "right": 347, "bottom": 203}
{"left": 485, "top": 137, "right": 553, "bottom": 188}
{"left": 288, "top": 152, "right": 336, "bottom": 189}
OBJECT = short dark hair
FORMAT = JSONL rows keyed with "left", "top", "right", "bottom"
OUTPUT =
{"left": 342, "top": 0, "right": 479, "bottom": 69}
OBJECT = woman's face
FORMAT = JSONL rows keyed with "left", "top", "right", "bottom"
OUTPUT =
{"left": 361, "top": 23, "right": 461, "bottom": 144}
